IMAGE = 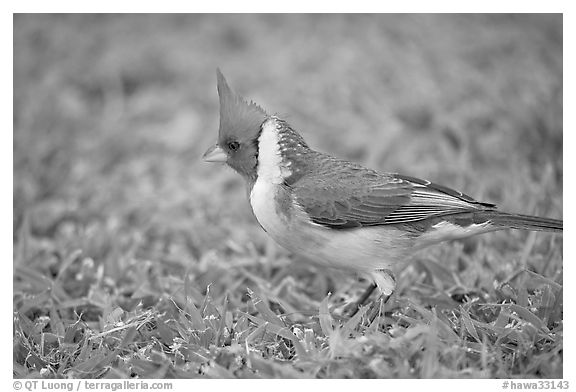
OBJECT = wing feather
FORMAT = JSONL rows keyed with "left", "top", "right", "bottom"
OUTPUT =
{"left": 291, "top": 155, "right": 495, "bottom": 229}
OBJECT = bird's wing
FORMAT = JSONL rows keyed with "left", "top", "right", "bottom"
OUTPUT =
{"left": 291, "top": 158, "right": 496, "bottom": 229}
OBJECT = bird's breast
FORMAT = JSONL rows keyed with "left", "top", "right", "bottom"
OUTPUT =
{"left": 249, "top": 180, "right": 297, "bottom": 239}
{"left": 250, "top": 117, "right": 310, "bottom": 246}
{"left": 249, "top": 176, "right": 337, "bottom": 261}
{"left": 249, "top": 178, "right": 414, "bottom": 273}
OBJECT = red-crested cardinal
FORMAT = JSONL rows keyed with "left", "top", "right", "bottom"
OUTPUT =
{"left": 203, "top": 69, "right": 562, "bottom": 297}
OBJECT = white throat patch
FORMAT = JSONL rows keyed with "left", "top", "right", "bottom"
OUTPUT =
{"left": 249, "top": 118, "right": 294, "bottom": 237}
{"left": 255, "top": 118, "right": 292, "bottom": 184}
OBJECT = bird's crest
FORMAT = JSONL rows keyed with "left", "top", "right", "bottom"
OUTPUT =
{"left": 216, "top": 69, "right": 268, "bottom": 141}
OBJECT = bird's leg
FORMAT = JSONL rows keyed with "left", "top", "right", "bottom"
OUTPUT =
{"left": 345, "top": 269, "right": 396, "bottom": 318}
{"left": 356, "top": 282, "right": 378, "bottom": 309}
{"left": 367, "top": 294, "right": 391, "bottom": 326}
{"left": 346, "top": 283, "right": 378, "bottom": 317}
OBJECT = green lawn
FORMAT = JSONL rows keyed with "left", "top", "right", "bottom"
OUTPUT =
{"left": 13, "top": 14, "right": 563, "bottom": 378}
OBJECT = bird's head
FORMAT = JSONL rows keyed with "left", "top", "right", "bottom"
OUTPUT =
{"left": 203, "top": 69, "right": 268, "bottom": 182}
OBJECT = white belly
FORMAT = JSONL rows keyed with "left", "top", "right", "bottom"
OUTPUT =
{"left": 249, "top": 178, "right": 413, "bottom": 274}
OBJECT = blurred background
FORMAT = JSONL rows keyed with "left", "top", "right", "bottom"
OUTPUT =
{"left": 14, "top": 13, "right": 562, "bottom": 294}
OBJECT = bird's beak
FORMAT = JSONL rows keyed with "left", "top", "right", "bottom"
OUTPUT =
{"left": 202, "top": 144, "right": 228, "bottom": 162}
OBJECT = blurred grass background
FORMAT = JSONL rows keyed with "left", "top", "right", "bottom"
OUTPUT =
{"left": 14, "top": 14, "right": 562, "bottom": 378}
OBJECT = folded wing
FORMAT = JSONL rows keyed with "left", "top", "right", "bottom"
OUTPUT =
{"left": 291, "top": 156, "right": 496, "bottom": 229}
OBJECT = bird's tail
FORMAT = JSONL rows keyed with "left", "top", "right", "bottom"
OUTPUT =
{"left": 485, "top": 212, "right": 563, "bottom": 232}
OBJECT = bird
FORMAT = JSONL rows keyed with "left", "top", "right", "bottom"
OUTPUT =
{"left": 203, "top": 69, "right": 562, "bottom": 300}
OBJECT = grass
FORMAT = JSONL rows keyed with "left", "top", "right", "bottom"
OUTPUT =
{"left": 13, "top": 14, "right": 563, "bottom": 378}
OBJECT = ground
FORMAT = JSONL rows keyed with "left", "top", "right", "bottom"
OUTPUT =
{"left": 13, "top": 14, "right": 563, "bottom": 378}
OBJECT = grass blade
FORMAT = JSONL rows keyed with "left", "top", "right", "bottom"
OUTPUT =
{"left": 319, "top": 293, "right": 333, "bottom": 336}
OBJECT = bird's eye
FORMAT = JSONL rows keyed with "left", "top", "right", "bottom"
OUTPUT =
{"left": 227, "top": 141, "right": 240, "bottom": 151}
